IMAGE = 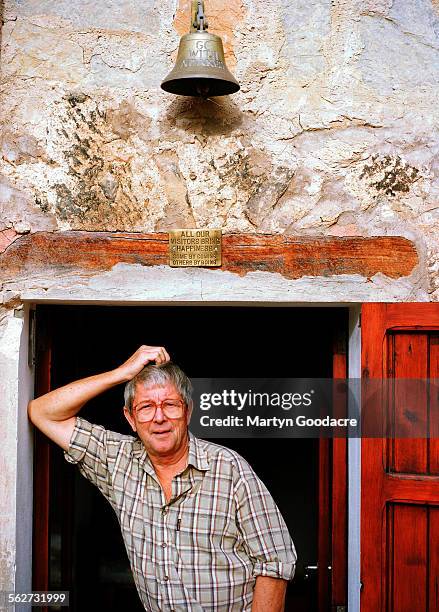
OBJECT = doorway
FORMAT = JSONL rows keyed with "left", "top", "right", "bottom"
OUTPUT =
{"left": 33, "top": 305, "right": 348, "bottom": 611}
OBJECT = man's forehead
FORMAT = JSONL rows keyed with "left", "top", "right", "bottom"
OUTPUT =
{"left": 133, "top": 382, "right": 181, "bottom": 401}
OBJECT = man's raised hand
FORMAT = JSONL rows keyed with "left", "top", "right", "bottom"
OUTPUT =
{"left": 28, "top": 344, "right": 170, "bottom": 452}
{"left": 116, "top": 345, "right": 171, "bottom": 382}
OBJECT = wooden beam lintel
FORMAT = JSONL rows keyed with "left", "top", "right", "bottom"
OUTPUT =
{"left": 0, "top": 231, "right": 418, "bottom": 281}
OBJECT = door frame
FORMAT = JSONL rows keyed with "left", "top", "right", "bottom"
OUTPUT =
{"left": 17, "top": 301, "right": 361, "bottom": 610}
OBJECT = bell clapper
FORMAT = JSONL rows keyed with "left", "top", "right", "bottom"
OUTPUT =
{"left": 197, "top": 83, "right": 211, "bottom": 98}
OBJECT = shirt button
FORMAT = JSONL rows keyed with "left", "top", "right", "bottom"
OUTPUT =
{"left": 164, "top": 575, "right": 169, "bottom": 581}
{"left": 162, "top": 507, "right": 168, "bottom": 515}
{"left": 161, "top": 542, "right": 167, "bottom": 548}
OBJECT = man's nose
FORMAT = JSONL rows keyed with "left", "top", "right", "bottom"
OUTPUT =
{"left": 153, "top": 406, "right": 166, "bottom": 422}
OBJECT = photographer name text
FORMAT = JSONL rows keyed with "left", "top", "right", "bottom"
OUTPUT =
{"left": 199, "top": 415, "right": 358, "bottom": 428}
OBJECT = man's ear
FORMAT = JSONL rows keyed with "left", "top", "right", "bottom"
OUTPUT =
{"left": 186, "top": 400, "right": 193, "bottom": 425}
{"left": 124, "top": 406, "right": 137, "bottom": 433}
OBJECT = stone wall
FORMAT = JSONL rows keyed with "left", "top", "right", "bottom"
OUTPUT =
{"left": 1, "top": 0, "right": 438, "bottom": 300}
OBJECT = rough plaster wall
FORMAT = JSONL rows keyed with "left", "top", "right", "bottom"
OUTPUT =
{"left": 0, "top": 0, "right": 438, "bottom": 297}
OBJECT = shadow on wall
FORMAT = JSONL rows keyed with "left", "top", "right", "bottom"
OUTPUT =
{"left": 164, "top": 95, "right": 243, "bottom": 137}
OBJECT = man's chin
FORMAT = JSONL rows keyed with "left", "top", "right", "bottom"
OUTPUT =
{"left": 145, "top": 432, "right": 175, "bottom": 453}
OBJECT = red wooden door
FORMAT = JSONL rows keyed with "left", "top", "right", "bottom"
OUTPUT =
{"left": 361, "top": 303, "right": 439, "bottom": 611}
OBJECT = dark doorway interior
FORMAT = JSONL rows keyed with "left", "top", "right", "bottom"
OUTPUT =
{"left": 35, "top": 305, "right": 348, "bottom": 611}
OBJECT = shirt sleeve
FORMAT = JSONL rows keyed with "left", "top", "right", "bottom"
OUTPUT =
{"left": 63, "top": 416, "right": 124, "bottom": 502}
{"left": 233, "top": 463, "right": 297, "bottom": 581}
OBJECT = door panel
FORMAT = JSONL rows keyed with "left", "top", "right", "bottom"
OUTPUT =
{"left": 361, "top": 303, "right": 439, "bottom": 612}
{"left": 430, "top": 508, "right": 439, "bottom": 608}
{"left": 387, "top": 504, "right": 429, "bottom": 611}
{"left": 430, "top": 336, "right": 439, "bottom": 474}
{"left": 390, "top": 332, "right": 429, "bottom": 473}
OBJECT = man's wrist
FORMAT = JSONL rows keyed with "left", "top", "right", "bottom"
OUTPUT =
{"left": 107, "top": 367, "right": 132, "bottom": 385}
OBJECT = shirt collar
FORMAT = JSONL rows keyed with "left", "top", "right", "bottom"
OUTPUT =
{"left": 187, "top": 431, "right": 210, "bottom": 472}
{"left": 132, "top": 430, "right": 210, "bottom": 474}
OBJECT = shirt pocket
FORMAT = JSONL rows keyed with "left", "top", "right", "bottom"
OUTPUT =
{"left": 176, "top": 504, "right": 242, "bottom": 563}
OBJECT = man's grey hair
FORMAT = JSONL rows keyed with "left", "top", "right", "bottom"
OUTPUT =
{"left": 124, "top": 362, "right": 193, "bottom": 413}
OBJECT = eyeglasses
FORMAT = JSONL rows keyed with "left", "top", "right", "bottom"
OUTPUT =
{"left": 134, "top": 399, "right": 186, "bottom": 422}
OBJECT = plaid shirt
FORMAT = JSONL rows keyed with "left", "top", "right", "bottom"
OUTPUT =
{"left": 64, "top": 417, "right": 296, "bottom": 611}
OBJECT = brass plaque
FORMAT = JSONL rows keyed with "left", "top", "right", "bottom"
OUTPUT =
{"left": 169, "top": 229, "right": 222, "bottom": 267}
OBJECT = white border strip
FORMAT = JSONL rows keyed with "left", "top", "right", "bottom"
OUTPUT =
{"left": 348, "top": 306, "right": 361, "bottom": 611}
{"left": 15, "top": 305, "right": 34, "bottom": 610}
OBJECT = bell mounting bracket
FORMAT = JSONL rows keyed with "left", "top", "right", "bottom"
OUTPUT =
{"left": 191, "top": 0, "right": 208, "bottom": 32}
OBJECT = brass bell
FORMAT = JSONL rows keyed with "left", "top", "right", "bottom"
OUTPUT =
{"left": 161, "top": 0, "right": 240, "bottom": 97}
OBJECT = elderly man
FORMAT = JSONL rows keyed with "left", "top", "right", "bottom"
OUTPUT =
{"left": 28, "top": 345, "right": 296, "bottom": 611}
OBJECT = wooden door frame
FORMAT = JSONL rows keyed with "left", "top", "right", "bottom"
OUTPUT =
{"left": 31, "top": 303, "right": 351, "bottom": 609}
{"left": 32, "top": 307, "right": 52, "bottom": 593}
{"left": 318, "top": 320, "right": 348, "bottom": 610}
